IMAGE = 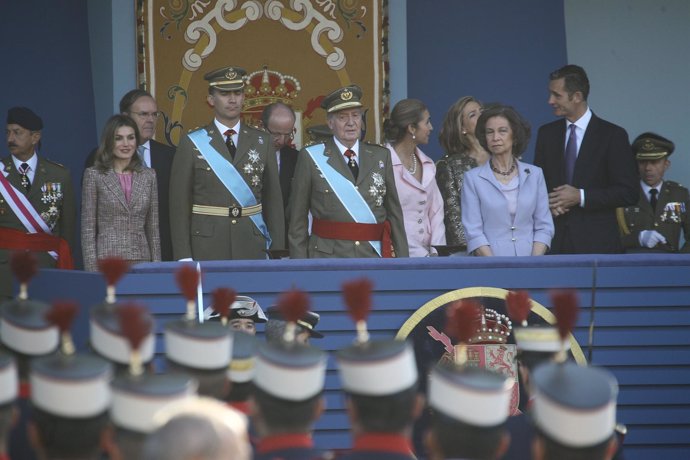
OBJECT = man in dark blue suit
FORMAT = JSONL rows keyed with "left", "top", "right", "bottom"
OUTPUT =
{"left": 534, "top": 65, "right": 638, "bottom": 254}
{"left": 84, "top": 89, "right": 175, "bottom": 260}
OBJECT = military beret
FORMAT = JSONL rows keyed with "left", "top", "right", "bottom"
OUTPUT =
{"left": 632, "top": 132, "right": 675, "bottom": 160}
{"left": 7, "top": 106, "right": 43, "bottom": 131}
{"left": 204, "top": 66, "right": 247, "bottom": 91}
{"left": 321, "top": 85, "right": 363, "bottom": 113}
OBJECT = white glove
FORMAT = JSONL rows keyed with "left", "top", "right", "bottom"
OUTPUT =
{"left": 639, "top": 230, "right": 667, "bottom": 248}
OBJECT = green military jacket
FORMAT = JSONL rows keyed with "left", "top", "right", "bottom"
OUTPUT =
{"left": 169, "top": 121, "right": 284, "bottom": 261}
{"left": 618, "top": 180, "right": 690, "bottom": 253}
{"left": 0, "top": 155, "right": 75, "bottom": 299}
{"left": 288, "top": 137, "right": 408, "bottom": 258}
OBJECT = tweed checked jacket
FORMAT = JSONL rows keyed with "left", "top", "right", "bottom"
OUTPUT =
{"left": 81, "top": 166, "right": 161, "bottom": 272}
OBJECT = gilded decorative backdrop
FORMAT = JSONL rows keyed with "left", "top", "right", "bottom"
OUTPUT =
{"left": 137, "top": 0, "right": 388, "bottom": 148}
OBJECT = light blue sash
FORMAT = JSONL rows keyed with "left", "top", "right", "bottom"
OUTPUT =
{"left": 306, "top": 144, "right": 381, "bottom": 256}
{"left": 188, "top": 129, "right": 271, "bottom": 249}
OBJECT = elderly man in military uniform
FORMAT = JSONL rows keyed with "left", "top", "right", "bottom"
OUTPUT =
{"left": 288, "top": 85, "right": 408, "bottom": 258}
{"left": 1, "top": 107, "right": 75, "bottom": 300}
{"left": 169, "top": 66, "right": 284, "bottom": 261}
{"left": 618, "top": 132, "right": 690, "bottom": 253}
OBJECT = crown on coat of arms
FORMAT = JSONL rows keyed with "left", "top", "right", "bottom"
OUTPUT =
{"left": 244, "top": 65, "right": 301, "bottom": 112}
{"left": 467, "top": 307, "right": 513, "bottom": 345}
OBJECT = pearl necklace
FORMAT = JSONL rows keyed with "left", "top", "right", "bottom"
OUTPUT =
{"left": 407, "top": 152, "right": 418, "bottom": 175}
{"left": 490, "top": 159, "right": 516, "bottom": 176}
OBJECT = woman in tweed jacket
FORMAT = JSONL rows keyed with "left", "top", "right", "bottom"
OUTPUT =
{"left": 81, "top": 114, "right": 160, "bottom": 271}
{"left": 435, "top": 96, "right": 489, "bottom": 249}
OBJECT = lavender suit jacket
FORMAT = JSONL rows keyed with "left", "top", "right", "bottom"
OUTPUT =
{"left": 461, "top": 160, "right": 554, "bottom": 256}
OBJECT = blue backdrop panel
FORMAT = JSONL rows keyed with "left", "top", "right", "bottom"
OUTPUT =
{"left": 406, "top": 0, "right": 567, "bottom": 162}
{"left": 27, "top": 254, "right": 690, "bottom": 459}
{"left": 0, "top": 0, "right": 97, "bottom": 268}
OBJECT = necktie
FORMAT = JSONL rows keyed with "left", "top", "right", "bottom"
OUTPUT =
{"left": 649, "top": 188, "right": 658, "bottom": 212}
{"left": 137, "top": 145, "right": 147, "bottom": 167}
{"left": 344, "top": 149, "right": 359, "bottom": 180}
{"left": 564, "top": 123, "right": 577, "bottom": 184}
{"left": 224, "top": 129, "right": 237, "bottom": 159}
{"left": 19, "top": 162, "right": 31, "bottom": 192}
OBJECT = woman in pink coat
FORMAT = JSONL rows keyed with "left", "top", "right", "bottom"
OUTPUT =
{"left": 384, "top": 99, "right": 446, "bottom": 257}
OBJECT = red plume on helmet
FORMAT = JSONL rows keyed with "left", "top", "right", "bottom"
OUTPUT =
{"left": 213, "top": 288, "right": 237, "bottom": 325}
{"left": 445, "top": 300, "right": 482, "bottom": 344}
{"left": 10, "top": 251, "right": 38, "bottom": 300}
{"left": 505, "top": 290, "right": 532, "bottom": 327}
{"left": 551, "top": 290, "right": 579, "bottom": 341}
{"left": 342, "top": 278, "right": 373, "bottom": 323}
{"left": 97, "top": 257, "right": 130, "bottom": 287}
{"left": 45, "top": 300, "right": 79, "bottom": 355}
{"left": 175, "top": 264, "right": 199, "bottom": 301}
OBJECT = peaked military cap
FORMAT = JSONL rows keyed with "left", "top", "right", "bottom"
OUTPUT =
{"left": 429, "top": 362, "right": 513, "bottom": 427}
{"left": 227, "top": 330, "right": 257, "bottom": 384}
{"left": 0, "top": 351, "right": 18, "bottom": 405}
{"left": 111, "top": 373, "right": 197, "bottom": 433}
{"left": 7, "top": 106, "right": 43, "bottom": 131}
{"left": 632, "top": 132, "right": 675, "bottom": 160}
{"left": 531, "top": 361, "right": 618, "bottom": 448}
{"left": 165, "top": 319, "right": 233, "bottom": 371}
{"left": 31, "top": 353, "right": 112, "bottom": 418}
{"left": 321, "top": 85, "right": 363, "bottom": 113}
{"left": 337, "top": 339, "right": 417, "bottom": 396}
{"left": 0, "top": 298, "right": 59, "bottom": 356}
{"left": 91, "top": 302, "right": 156, "bottom": 365}
{"left": 254, "top": 341, "right": 326, "bottom": 401}
{"left": 204, "top": 66, "right": 247, "bottom": 91}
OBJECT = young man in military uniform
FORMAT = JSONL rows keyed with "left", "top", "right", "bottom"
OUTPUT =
{"left": 618, "top": 132, "right": 690, "bottom": 253}
{"left": 1, "top": 107, "right": 75, "bottom": 300}
{"left": 288, "top": 85, "right": 408, "bottom": 258}
{"left": 169, "top": 66, "right": 285, "bottom": 261}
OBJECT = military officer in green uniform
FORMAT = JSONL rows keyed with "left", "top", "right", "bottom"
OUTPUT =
{"left": 1, "top": 107, "right": 75, "bottom": 300}
{"left": 618, "top": 132, "right": 690, "bottom": 253}
{"left": 169, "top": 66, "right": 284, "bottom": 261}
{"left": 288, "top": 85, "right": 408, "bottom": 258}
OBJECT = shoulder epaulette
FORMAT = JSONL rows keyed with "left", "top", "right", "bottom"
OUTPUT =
{"left": 43, "top": 158, "right": 66, "bottom": 168}
{"left": 363, "top": 140, "right": 387, "bottom": 149}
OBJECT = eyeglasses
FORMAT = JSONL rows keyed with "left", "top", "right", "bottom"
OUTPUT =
{"left": 267, "top": 129, "right": 295, "bottom": 140}
{"left": 130, "top": 111, "right": 161, "bottom": 119}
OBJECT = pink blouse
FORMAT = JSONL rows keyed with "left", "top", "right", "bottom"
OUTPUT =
{"left": 116, "top": 172, "right": 133, "bottom": 204}
{"left": 387, "top": 143, "right": 446, "bottom": 257}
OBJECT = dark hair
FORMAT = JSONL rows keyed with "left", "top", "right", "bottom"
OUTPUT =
{"left": 383, "top": 99, "right": 428, "bottom": 143}
{"left": 538, "top": 431, "right": 613, "bottom": 460}
{"left": 261, "top": 102, "right": 296, "bottom": 129}
{"left": 119, "top": 89, "right": 154, "bottom": 114}
{"left": 347, "top": 385, "right": 419, "bottom": 433}
{"left": 252, "top": 385, "right": 321, "bottom": 433}
{"left": 166, "top": 360, "right": 229, "bottom": 401}
{"left": 31, "top": 407, "right": 109, "bottom": 458}
{"left": 549, "top": 65, "right": 590, "bottom": 100}
{"left": 0, "top": 403, "right": 13, "bottom": 447}
{"left": 475, "top": 105, "right": 531, "bottom": 157}
{"left": 517, "top": 350, "right": 558, "bottom": 373}
{"left": 113, "top": 427, "right": 148, "bottom": 460}
{"left": 226, "top": 381, "right": 253, "bottom": 403}
{"left": 438, "top": 96, "right": 483, "bottom": 156}
{"left": 94, "top": 114, "right": 143, "bottom": 173}
{"left": 430, "top": 411, "right": 506, "bottom": 459}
